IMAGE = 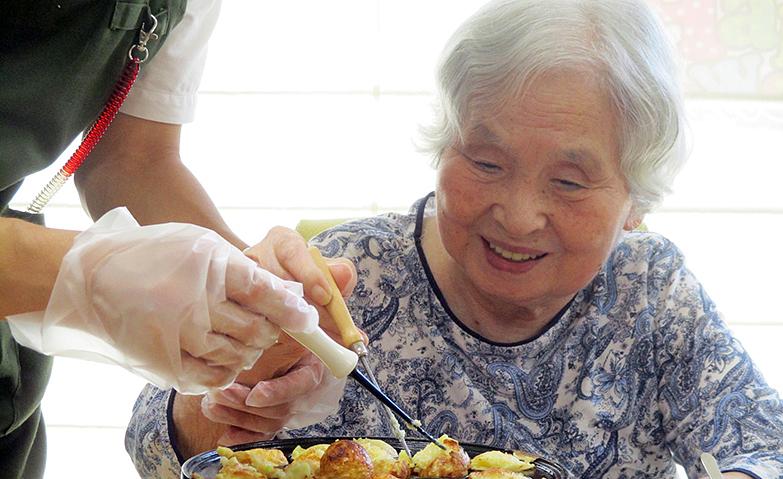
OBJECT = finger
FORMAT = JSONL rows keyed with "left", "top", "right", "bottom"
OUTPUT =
{"left": 357, "top": 327, "right": 369, "bottom": 345}
{"left": 203, "top": 402, "right": 286, "bottom": 433}
{"left": 248, "top": 403, "right": 294, "bottom": 420}
{"left": 181, "top": 327, "right": 263, "bottom": 370}
{"left": 205, "top": 382, "right": 251, "bottom": 405}
{"left": 243, "top": 232, "right": 292, "bottom": 282}
{"left": 326, "top": 258, "right": 358, "bottom": 297}
{"left": 207, "top": 384, "right": 296, "bottom": 419}
{"left": 210, "top": 397, "right": 294, "bottom": 420}
{"left": 245, "top": 359, "right": 324, "bottom": 407}
{"left": 209, "top": 300, "right": 280, "bottom": 349}
{"left": 219, "top": 426, "right": 277, "bottom": 446}
{"left": 201, "top": 397, "right": 287, "bottom": 433}
{"left": 246, "top": 227, "right": 333, "bottom": 306}
{"left": 272, "top": 235, "right": 333, "bottom": 306}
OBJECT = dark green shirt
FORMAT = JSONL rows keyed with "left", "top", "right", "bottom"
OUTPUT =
{"left": 0, "top": 1, "right": 184, "bottom": 476}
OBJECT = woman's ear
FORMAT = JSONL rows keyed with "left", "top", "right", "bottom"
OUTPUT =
{"left": 623, "top": 210, "right": 645, "bottom": 231}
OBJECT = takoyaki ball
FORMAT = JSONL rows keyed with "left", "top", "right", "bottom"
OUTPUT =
{"left": 355, "top": 438, "right": 411, "bottom": 479}
{"left": 317, "top": 439, "right": 374, "bottom": 479}
{"left": 354, "top": 438, "right": 397, "bottom": 459}
{"left": 411, "top": 435, "right": 469, "bottom": 479}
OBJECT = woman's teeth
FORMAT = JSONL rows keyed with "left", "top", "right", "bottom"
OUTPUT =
{"left": 488, "top": 242, "right": 542, "bottom": 262}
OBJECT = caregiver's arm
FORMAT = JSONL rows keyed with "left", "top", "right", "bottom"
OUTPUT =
{"left": 0, "top": 219, "right": 76, "bottom": 316}
{"left": 75, "top": 113, "right": 247, "bottom": 248}
{"left": 76, "top": 114, "right": 339, "bottom": 311}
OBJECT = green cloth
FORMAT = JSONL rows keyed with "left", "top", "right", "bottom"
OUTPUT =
{"left": 295, "top": 218, "right": 352, "bottom": 241}
{"left": 0, "top": 323, "right": 50, "bottom": 478}
{"left": 0, "top": 1, "right": 185, "bottom": 477}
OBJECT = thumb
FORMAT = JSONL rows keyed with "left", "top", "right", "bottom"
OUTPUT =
{"left": 326, "top": 258, "right": 357, "bottom": 297}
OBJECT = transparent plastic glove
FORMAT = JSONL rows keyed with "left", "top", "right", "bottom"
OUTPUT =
{"left": 202, "top": 352, "right": 346, "bottom": 445}
{"left": 7, "top": 207, "right": 319, "bottom": 394}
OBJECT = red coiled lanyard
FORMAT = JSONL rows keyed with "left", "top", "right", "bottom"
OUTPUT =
{"left": 26, "top": 15, "right": 160, "bottom": 214}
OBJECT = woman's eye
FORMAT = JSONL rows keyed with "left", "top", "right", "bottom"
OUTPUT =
{"left": 455, "top": 147, "right": 502, "bottom": 172}
{"left": 472, "top": 160, "right": 501, "bottom": 171}
{"left": 554, "top": 178, "right": 586, "bottom": 190}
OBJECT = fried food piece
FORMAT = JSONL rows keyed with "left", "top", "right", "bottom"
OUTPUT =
{"left": 285, "top": 444, "right": 330, "bottom": 479}
{"left": 469, "top": 468, "right": 532, "bottom": 478}
{"left": 470, "top": 450, "right": 534, "bottom": 473}
{"left": 355, "top": 438, "right": 411, "bottom": 479}
{"left": 318, "top": 439, "right": 374, "bottom": 479}
{"left": 215, "top": 446, "right": 287, "bottom": 479}
{"left": 411, "top": 435, "right": 469, "bottom": 478}
{"left": 512, "top": 451, "right": 537, "bottom": 463}
{"left": 354, "top": 438, "right": 398, "bottom": 459}
{"left": 215, "top": 457, "right": 268, "bottom": 479}
{"left": 292, "top": 444, "right": 330, "bottom": 462}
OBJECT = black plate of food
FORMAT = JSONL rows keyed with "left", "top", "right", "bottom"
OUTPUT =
{"left": 181, "top": 436, "right": 568, "bottom": 479}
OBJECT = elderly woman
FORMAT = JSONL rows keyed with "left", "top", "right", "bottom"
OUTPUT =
{"left": 126, "top": 0, "right": 783, "bottom": 477}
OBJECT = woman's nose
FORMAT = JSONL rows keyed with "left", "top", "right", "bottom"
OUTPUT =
{"left": 491, "top": 185, "right": 549, "bottom": 237}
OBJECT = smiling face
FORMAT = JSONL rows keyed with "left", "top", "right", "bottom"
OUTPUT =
{"left": 432, "top": 69, "right": 641, "bottom": 322}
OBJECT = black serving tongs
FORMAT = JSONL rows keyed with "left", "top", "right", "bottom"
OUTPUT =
{"left": 291, "top": 247, "right": 445, "bottom": 451}
{"left": 281, "top": 304, "right": 445, "bottom": 449}
{"left": 349, "top": 367, "right": 444, "bottom": 448}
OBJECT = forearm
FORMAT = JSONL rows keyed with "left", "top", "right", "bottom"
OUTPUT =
{"left": 172, "top": 392, "right": 227, "bottom": 459}
{"left": 75, "top": 114, "right": 247, "bottom": 250}
{"left": 0, "top": 218, "right": 76, "bottom": 316}
{"left": 81, "top": 156, "right": 244, "bottom": 247}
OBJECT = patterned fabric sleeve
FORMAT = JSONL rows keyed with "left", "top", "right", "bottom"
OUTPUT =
{"left": 653, "top": 249, "right": 783, "bottom": 478}
{"left": 125, "top": 384, "right": 182, "bottom": 479}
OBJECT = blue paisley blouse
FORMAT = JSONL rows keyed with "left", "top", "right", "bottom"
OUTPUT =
{"left": 126, "top": 193, "right": 783, "bottom": 479}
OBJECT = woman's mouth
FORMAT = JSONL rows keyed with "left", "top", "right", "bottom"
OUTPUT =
{"left": 487, "top": 241, "right": 547, "bottom": 263}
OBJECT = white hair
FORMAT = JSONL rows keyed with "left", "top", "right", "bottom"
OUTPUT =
{"left": 420, "top": 0, "right": 687, "bottom": 214}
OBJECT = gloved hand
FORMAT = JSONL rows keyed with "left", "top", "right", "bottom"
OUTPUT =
{"left": 202, "top": 350, "right": 345, "bottom": 445}
{"left": 7, "top": 207, "right": 319, "bottom": 394}
{"left": 239, "top": 224, "right": 358, "bottom": 379}
{"left": 198, "top": 226, "right": 361, "bottom": 442}
{"left": 243, "top": 226, "right": 357, "bottom": 307}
